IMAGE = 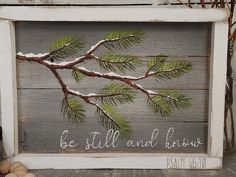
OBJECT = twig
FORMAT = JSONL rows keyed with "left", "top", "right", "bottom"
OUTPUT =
{"left": 200, "top": 0, "right": 206, "bottom": 8}
{"left": 176, "top": 0, "right": 192, "bottom": 8}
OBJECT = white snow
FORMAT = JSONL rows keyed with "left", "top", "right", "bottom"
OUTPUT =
{"left": 86, "top": 40, "right": 105, "bottom": 53}
{"left": 67, "top": 87, "right": 98, "bottom": 97}
{"left": 103, "top": 72, "right": 137, "bottom": 80}
{"left": 77, "top": 67, "right": 140, "bottom": 80}
{"left": 67, "top": 87, "right": 82, "bottom": 96}
{"left": 44, "top": 60, "right": 54, "bottom": 65}
{"left": 43, "top": 56, "right": 85, "bottom": 66}
{"left": 147, "top": 90, "right": 157, "bottom": 95}
{"left": 136, "top": 84, "right": 144, "bottom": 89}
{"left": 17, "top": 52, "right": 49, "bottom": 57}
{"left": 84, "top": 93, "right": 97, "bottom": 97}
{"left": 106, "top": 72, "right": 121, "bottom": 77}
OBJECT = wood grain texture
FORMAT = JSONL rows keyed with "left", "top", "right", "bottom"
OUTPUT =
{"left": 14, "top": 22, "right": 210, "bottom": 154}
{"left": 207, "top": 22, "right": 228, "bottom": 158}
{"left": 18, "top": 119, "right": 208, "bottom": 153}
{"left": 0, "top": 7, "right": 228, "bottom": 22}
{"left": 0, "top": 20, "right": 17, "bottom": 157}
{"left": 17, "top": 89, "right": 208, "bottom": 122}
{"left": 16, "top": 22, "right": 211, "bottom": 89}
{"left": 0, "top": 0, "right": 220, "bottom": 5}
{"left": 15, "top": 22, "right": 211, "bottom": 56}
{"left": 17, "top": 57, "right": 209, "bottom": 90}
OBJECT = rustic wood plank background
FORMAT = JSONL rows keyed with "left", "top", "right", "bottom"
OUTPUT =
{"left": 14, "top": 22, "right": 211, "bottom": 153}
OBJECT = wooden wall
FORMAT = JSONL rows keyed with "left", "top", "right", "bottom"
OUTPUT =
{"left": 14, "top": 22, "right": 211, "bottom": 153}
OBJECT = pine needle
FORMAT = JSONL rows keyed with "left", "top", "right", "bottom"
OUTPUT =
{"left": 104, "top": 30, "right": 144, "bottom": 50}
{"left": 147, "top": 96, "right": 172, "bottom": 117}
{"left": 96, "top": 83, "right": 137, "bottom": 105}
{"left": 147, "top": 89, "right": 192, "bottom": 117}
{"left": 147, "top": 55, "right": 192, "bottom": 80}
{"left": 72, "top": 70, "right": 86, "bottom": 84}
{"left": 147, "top": 55, "right": 168, "bottom": 71}
{"left": 49, "top": 35, "right": 84, "bottom": 60}
{"left": 154, "top": 61, "right": 192, "bottom": 80}
{"left": 61, "top": 97, "right": 86, "bottom": 124}
{"left": 98, "top": 53, "right": 142, "bottom": 72}
{"left": 96, "top": 103, "right": 133, "bottom": 139}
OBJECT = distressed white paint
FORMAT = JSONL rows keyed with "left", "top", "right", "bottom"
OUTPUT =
{"left": 207, "top": 22, "right": 228, "bottom": 158}
{"left": 12, "top": 153, "right": 222, "bottom": 169}
{"left": 0, "top": 20, "right": 17, "bottom": 158}
{"left": 0, "top": 7, "right": 228, "bottom": 169}
{"left": 0, "top": 7, "right": 228, "bottom": 22}
{"left": 0, "top": 0, "right": 215, "bottom": 5}
{"left": 0, "top": 0, "right": 153, "bottom": 5}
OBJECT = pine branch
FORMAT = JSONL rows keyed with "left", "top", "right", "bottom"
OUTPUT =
{"left": 147, "top": 89, "right": 191, "bottom": 117}
{"left": 147, "top": 96, "right": 172, "bottom": 117}
{"left": 104, "top": 30, "right": 144, "bottom": 50}
{"left": 157, "top": 89, "right": 192, "bottom": 110}
{"left": 146, "top": 55, "right": 168, "bottom": 76}
{"left": 61, "top": 97, "right": 86, "bottom": 124}
{"left": 16, "top": 30, "right": 193, "bottom": 140}
{"left": 96, "top": 103, "right": 133, "bottom": 139}
{"left": 49, "top": 35, "right": 84, "bottom": 61}
{"left": 96, "top": 53, "right": 142, "bottom": 72}
{"left": 150, "top": 60, "right": 192, "bottom": 80}
{"left": 96, "top": 83, "right": 137, "bottom": 105}
{"left": 72, "top": 69, "right": 86, "bottom": 84}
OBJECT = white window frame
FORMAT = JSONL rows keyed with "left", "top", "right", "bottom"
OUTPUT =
{"left": 0, "top": 7, "right": 228, "bottom": 169}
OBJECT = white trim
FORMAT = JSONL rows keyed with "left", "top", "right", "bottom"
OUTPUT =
{"left": 0, "top": 7, "right": 228, "bottom": 22}
{"left": 0, "top": 20, "right": 17, "bottom": 158}
{"left": 207, "top": 22, "right": 228, "bottom": 158}
{"left": 12, "top": 153, "right": 222, "bottom": 169}
{"left": 0, "top": 0, "right": 153, "bottom": 5}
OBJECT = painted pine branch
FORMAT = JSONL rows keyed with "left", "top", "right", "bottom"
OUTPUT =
{"left": 96, "top": 83, "right": 137, "bottom": 105}
{"left": 96, "top": 53, "right": 142, "bottom": 72}
{"left": 16, "top": 29, "right": 192, "bottom": 139}
{"left": 61, "top": 96, "right": 86, "bottom": 125}
{"left": 104, "top": 30, "right": 144, "bottom": 50}
{"left": 147, "top": 89, "right": 192, "bottom": 117}
{"left": 72, "top": 69, "right": 86, "bottom": 84}
{"left": 96, "top": 103, "right": 133, "bottom": 139}
{"left": 49, "top": 35, "right": 84, "bottom": 61}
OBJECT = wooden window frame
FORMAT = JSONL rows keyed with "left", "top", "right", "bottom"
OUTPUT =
{"left": 0, "top": 7, "right": 228, "bottom": 169}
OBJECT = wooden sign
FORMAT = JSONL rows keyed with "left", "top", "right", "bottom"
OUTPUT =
{"left": 0, "top": 7, "right": 228, "bottom": 169}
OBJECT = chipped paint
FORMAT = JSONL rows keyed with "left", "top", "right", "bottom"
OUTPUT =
{"left": 0, "top": 7, "right": 229, "bottom": 22}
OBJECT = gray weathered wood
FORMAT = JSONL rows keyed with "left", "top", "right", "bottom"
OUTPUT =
{"left": 18, "top": 119, "right": 207, "bottom": 153}
{"left": 17, "top": 89, "right": 208, "bottom": 122}
{"left": 16, "top": 22, "right": 210, "bottom": 90}
{"left": 15, "top": 22, "right": 210, "bottom": 56}
{"left": 14, "top": 22, "right": 210, "bottom": 154}
{"left": 17, "top": 57, "right": 209, "bottom": 90}
{"left": 17, "top": 88, "right": 208, "bottom": 154}
{"left": 33, "top": 169, "right": 114, "bottom": 177}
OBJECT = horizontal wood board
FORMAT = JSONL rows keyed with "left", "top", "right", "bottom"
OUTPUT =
{"left": 0, "top": 0, "right": 153, "bottom": 5}
{"left": 0, "top": 0, "right": 218, "bottom": 5}
{"left": 15, "top": 22, "right": 211, "bottom": 153}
